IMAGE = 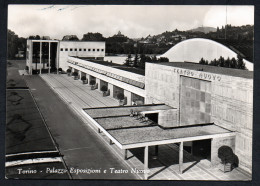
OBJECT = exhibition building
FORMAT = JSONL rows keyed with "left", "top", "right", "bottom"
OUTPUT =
{"left": 25, "top": 38, "right": 253, "bottom": 178}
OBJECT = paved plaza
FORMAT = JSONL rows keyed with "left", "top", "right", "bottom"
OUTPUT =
{"left": 40, "top": 74, "right": 251, "bottom": 180}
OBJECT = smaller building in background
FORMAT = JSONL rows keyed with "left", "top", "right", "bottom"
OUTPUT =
{"left": 26, "top": 40, "right": 105, "bottom": 74}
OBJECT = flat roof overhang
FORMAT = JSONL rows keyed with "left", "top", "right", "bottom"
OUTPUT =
{"left": 82, "top": 105, "right": 235, "bottom": 150}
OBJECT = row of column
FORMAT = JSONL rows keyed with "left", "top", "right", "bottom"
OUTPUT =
{"left": 122, "top": 142, "right": 184, "bottom": 180}
{"left": 73, "top": 69, "right": 136, "bottom": 105}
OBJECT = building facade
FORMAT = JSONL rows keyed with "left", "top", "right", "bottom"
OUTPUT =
{"left": 25, "top": 38, "right": 253, "bottom": 174}
{"left": 145, "top": 62, "right": 253, "bottom": 173}
{"left": 68, "top": 57, "right": 253, "bottom": 173}
{"left": 26, "top": 40, "right": 105, "bottom": 74}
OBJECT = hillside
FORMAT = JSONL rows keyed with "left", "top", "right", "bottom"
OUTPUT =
{"left": 188, "top": 26, "right": 217, "bottom": 33}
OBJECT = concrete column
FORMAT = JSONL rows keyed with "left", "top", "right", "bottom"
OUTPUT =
{"left": 96, "top": 78, "right": 101, "bottom": 90}
{"left": 124, "top": 90, "right": 132, "bottom": 105}
{"left": 144, "top": 146, "right": 149, "bottom": 180}
{"left": 48, "top": 42, "right": 51, "bottom": 74}
{"left": 29, "top": 41, "right": 33, "bottom": 75}
{"left": 86, "top": 74, "right": 90, "bottom": 84}
{"left": 124, "top": 149, "right": 128, "bottom": 160}
{"left": 179, "top": 142, "right": 183, "bottom": 174}
{"left": 39, "top": 41, "right": 42, "bottom": 74}
{"left": 108, "top": 83, "right": 114, "bottom": 98}
{"left": 56, "top": 41, "right": 60, "bottom": 74}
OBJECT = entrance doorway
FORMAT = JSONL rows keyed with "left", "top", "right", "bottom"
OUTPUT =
{"left": 192, "top": 139, "right": 211, "bottom": 161}
{"left": 145, "top": 113, "right": 158, "bottom": 123}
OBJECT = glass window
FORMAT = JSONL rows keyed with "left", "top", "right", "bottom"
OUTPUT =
{"left": 84, "top": 49, "right": 86, "bottom": 51}
{"left": 88, "top": 49, "right": 91, "bottom": 51}
{"left": 65, "top": 48, "right": 68, "bottom": 51}
{"left": 93, "top": 49, "right": 95, "bottom": 51}
{"left": 70, "top": 48, "right": 73, "bottom": 51}
{"left": 97, "top": 49, "right": 100, "bottom": 51}
{"left": 60, "top": 48, "right": 63, "bottom": 51}
{"left": 79, "top": 48, "right": 82, "bottom": 51}
{"left": 101, "top": 49, "right": 104, "bottom": 51}
{"left": 75, "top": 48, "right": 77, "bottom": 51}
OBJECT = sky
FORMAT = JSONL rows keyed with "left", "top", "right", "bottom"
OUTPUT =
{"left": 8, "top": 5, "right": 254, "bottom": 40}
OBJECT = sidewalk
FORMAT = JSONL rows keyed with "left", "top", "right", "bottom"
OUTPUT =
{"left": 41, "top": 74, "right": 251, "bottom": 180}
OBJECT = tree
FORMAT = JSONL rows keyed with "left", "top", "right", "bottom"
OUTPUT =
{"left": 138, "top": 54, "right": 146, "bottom": 69}
{"left": 90, "top": 80, "right": 96, "bottom": 86}
{"left": 230, "top": 57, "right": 237, "bottom": 68}
{"left": 158, "top": 57, "right": 169, "bottom": 62}
{"left": 81, "top": 76, "right": 87, "bottom": 84}
{"left": 117, "top": 93, "right": 125, "bottom": 101}
{"left": 67, "top": 69, "right": 71, "bottom": 74}
{"left": 219, "top": 56, "right": 225, "bottom": 67}
{"left": 199, "top": 58, "right": 206, "bottom": 65}
{"left": 62, "top": 35, "right": 79, "bottom": 41}
{"left": 133, "top": 53, "right": 139, "bottom": 67}
{"left": 224, "top": 57, "right": 231, "bottom": 68}
{"left": 101, "top": 85, "right": 108, "bottom": 93}
{"left": 218, "top": 146, "right": 237, "bottom": 166}
{"left": 35, "top": 35, "right": 41, "bottom": 40}
{"left": 237, "top": 54, "right": 246, "bottom": 69}
{"left": 82, "top": 32, "right": 105, "bottom": 41}
{"left": 124, "top": 54, "right": 132, "bottom": 66}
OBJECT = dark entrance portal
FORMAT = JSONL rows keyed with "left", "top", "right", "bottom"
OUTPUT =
{"left": 145, "top": 113, "right": 158, "bottom": 123}
{"left": 192, "top": 139, "right": 211, "bottom": 160}
{"left": 50, "top": 42, "right": 58, "bottom": 72}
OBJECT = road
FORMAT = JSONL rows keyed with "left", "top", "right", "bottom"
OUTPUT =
{"left": 25, "top": 75, "right": 137, "bottom": 179}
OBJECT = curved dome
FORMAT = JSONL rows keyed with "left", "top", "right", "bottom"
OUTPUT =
{"left": 160, "top": 38, "right": 253, "bottom": 71}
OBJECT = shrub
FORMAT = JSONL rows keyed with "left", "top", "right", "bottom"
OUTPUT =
{"left": 117, "top": 93, "right": 124, "bottom": 101}
{"left": 67, "top": 69, "right": 71, "bottom": 73}
{"left": 218, "top": 146, "right": 234, "bottom": 164}
{"left": 58, "top": 68, "right": 62, "bottom": 72}
{"left": 90, "top": 80, "right": 96, "bottom": 86}
{"left": 81, "top": 76, "right": 86, "bottom": 81}
{"left": 101, "top": 85, "right": 108, "bottom": 92}
{"left": 72, "top": 71, "right": 78, "bottom": 77}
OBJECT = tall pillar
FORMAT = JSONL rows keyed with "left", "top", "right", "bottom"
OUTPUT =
{"left": 124, "top": 149, "right": 128, "bottom": 160}
{"left": 144, "top": 146, "right": 149, "bottom": 180}
{"left": 96, "top": 78, "right": 101, "bottom": 90}
{"left": 179, "top": 142, "right": 183, "bottom": 174}
{"left": 56, "top": 41, "right": 60, "bottom": 74}
{"left": 29, "top": 41, "right": 33, "bottom": 75}
{"left": 108, "top": 83, "right": 114, "bottom": 98}
{"left": 86, "top": 74, "right": 90, "bottom": 84}
{"left": 39, "top": 41, "right": 42, "bottom": 74}
{"left": 124, "top": 90, "right": 132, "bottom": 105}
{"left": 48, "top": 42, "right": 51, "bottom": 74}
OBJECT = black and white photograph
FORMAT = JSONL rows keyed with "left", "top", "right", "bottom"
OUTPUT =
{"left": 5, "top": 4, "right": 254, "bottom": 180}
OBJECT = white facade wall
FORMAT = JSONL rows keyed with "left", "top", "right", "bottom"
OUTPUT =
{"left": 58, "top": 41, "right": 105, "bottom": 71}
{"left": 160, "top": 38, "right": 253, "bottom": 71}
{"left": 145, "top": 62, "right": 253, "bottom": 173}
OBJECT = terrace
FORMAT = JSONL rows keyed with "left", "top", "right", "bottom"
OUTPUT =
{"left": 83, "top": 105, "right": 235, "bottom": 179}
{"left": 73, "top": 57, "right": 146, "bottom": 75}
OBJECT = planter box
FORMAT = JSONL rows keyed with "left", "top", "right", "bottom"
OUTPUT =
{"left": 219, "top": 163, "right": 232, "bottom": 173}
{"left": 119, "top": 100, "right": 124, "bottom": 106}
